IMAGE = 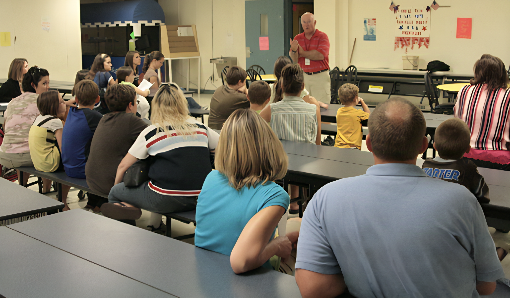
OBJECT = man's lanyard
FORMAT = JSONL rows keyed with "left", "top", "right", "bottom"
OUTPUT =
{"left": 303, "top": 30, "right": 317, "bottom": 51}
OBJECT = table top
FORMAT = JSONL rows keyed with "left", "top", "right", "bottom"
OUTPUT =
{"left": 8, "top": 210, "right": 302, "bottom": 298}
{"left": 0, "top": 178, "right": 64, "bottom": 221}
{"left": 436, "top": 83, "right": 470, "bottom": 92}
{"left": 246, "top": 74, "right": 277, "bottom": 82}
{"left": 282, "top": 140, "right": 374, "bottom": 166}
{"left": 287, "top": 154, "right": 369, "bottom": 180}
{"left": 0, "top": 227, "right": 174, "bottom": 298}
{"left": 354, "top": 68, "right": 473, "bottom": 79}
{"left": 320, "top": 104, "right": 452, "bottom": 126}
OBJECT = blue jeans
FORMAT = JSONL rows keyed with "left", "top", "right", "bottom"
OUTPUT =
{"left": 186, "top": 97, "right": 202, "bottom": 109}
{"left": 180, "top": 87, "right": 202, "bottom": 109}
{"left": 108, "top": 182, "right": 197, "bottom": 214}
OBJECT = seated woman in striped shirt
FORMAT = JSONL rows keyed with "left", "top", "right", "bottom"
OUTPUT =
{"left": 101, "top": 83, "right": 219, "bottom": 229}
{"left": 454, "top": 54, "right": 510, "bottom": 171}
{"left": 260, "top": 63, "right": 321, "bottom": 213}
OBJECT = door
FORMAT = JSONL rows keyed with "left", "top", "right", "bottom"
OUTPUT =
{"left": 245, "top": 0, "right": 285, "bottom": 74}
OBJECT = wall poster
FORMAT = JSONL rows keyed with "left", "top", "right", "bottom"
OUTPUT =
{"left": 363, "top": 18, "right": 376, "bottom": 41}
{"left": 394, "top": 7, "right": 430, "bottom": 50}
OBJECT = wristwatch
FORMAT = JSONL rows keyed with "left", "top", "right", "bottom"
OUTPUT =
{"left": 292, "top": 50, "right": 297, "bottom": 53}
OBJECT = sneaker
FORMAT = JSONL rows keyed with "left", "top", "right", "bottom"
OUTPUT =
{"left": 3, "top": 168, "right": 18, "bottom": 182}
{"left": 147, "top": 221, "right": 167, "bottom": 235}
{"left": 321, "top": 135, "right": 335, "bottom": 146}
{"left": 78, "top": 190, "right": 87, "bottom": 201}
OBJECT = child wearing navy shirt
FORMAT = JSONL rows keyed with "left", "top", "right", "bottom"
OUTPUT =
{"left": 61, "top": 79, "right": 103, "bottom": 211}
{"left": 422, "top": 118, "right": 489, "bottom": 204}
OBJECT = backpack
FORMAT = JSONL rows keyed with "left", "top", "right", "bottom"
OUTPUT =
{"left": 427, "top": 60, "right": 450, "bottom": 73}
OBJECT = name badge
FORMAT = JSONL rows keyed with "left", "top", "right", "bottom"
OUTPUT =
{"left": 305, "top": 58, "right": 311, "bottom": 66}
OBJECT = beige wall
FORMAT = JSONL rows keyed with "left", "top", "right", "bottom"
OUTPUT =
{"left": 320, "top": 0, "right": 510, "bottom": 74}
{"left": 0, "top": 0, "right": 82, "bottom": 81}
{"left": 159, "top": 0, "right": 246, "bottom": 91}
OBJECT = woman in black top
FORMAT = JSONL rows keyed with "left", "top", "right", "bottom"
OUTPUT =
{"left": 0, "top": 58, "right": 28, "bottom": 103}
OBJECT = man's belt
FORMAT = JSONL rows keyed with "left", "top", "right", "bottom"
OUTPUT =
{"left": 304, "top": 69, "right": 329, "bottom": 75}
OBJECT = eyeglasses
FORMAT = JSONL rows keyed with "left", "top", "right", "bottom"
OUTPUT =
{"left": 136, "top": 99, "right": 140, "bottom": 105}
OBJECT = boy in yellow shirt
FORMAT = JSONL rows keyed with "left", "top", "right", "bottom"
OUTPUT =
{"left": 334, "top": 83, "right": 370, "bottom": 149}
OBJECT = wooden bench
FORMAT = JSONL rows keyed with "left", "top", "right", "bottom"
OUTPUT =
{"left": 163, "top": 210, "right": 196, "bottom": 240}
{"left": 17, "top": 167, "right": 197, "bottom": 238}
{"left": 321, "top": 123, "right": 368, "bottom": 140}
{"left": 16, "top": 167, "right": 108, "bottom": 202}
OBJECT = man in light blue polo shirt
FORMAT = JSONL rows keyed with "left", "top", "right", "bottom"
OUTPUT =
{"left": 295, "top": 98, "right": 505, "bottom": 297}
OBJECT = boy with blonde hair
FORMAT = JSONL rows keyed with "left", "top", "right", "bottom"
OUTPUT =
{"left": 422, "top": 118, "right": 489, "bottom": 203}
{"left": 334, "top": 83, "right": 370, "bottom": 149}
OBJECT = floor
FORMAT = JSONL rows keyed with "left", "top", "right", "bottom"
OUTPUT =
{"left": 22, "top": 92, "right": 510, "bottom": 279}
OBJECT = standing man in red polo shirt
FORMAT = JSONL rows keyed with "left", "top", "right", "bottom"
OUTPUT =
{"left": 290, "top": 12, "right": 330, "bottom": 106}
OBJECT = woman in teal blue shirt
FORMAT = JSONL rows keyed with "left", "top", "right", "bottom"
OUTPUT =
{"left": 195, "top": 109, "right": 298, "bottom": 274}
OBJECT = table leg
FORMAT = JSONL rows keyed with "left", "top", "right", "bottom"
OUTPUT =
{"left": 198, "top": 57, "right": 201, "bottom": 95}
{"left": 186, "top": 59, "right": 190, "bottom": 91}
{"left": 169, "top": 59, "right": 173, "bottom": 83}
{"left": 57, "top": 183, "right": 63, "bottom": 203}
{"left": 18, "top": 171, "right": 24, "bottom": 186}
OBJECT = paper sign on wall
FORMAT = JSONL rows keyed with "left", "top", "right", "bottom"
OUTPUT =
{"left": 363, "top": 18, "right": 376, "bottom": 41}
{"left": 41, "top": 17, "right": 51, "bottom": 32}
{"left": 177, "top": 27, "right": 193, "bottom": 37}
{"left": 0, "top": 32, "right": 11, "bottom": 47}
{"left": 456, "top": 18, "right": 472, "bottom": 39}
{"left": 259, "top": 36, "right": 269, "bottom": 51}
{"left": 394, "top": 7, "right": 430, "bottom": 50}
{"left": 395, "top": 8, "right": 430, "bottom": 37}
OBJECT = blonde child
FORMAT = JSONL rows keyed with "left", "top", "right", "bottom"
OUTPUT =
{"left": 334, "top": 83, "right": 370, "bottom": 150}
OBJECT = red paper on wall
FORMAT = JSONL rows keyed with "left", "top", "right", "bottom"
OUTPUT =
{"left": 456, "top": 18, "right": 472, "bottom": 39}
{"left": 259, "top": 36, "right": 269, "bottom": 51}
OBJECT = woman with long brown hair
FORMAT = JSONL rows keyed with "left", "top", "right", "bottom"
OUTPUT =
{"left": 87, "top": 53, "right": 116, "bottom": 88}
{"left": 124, "top": 51, "right": 142, "bottom": 86}
{"left": 0, "top": 58, "right": 28, "bottom": 103}
{"left": 142, "top": 51, "right": 164, "bottom": 91}
{"left": 454, "top": 54, "right": 510, "bottom": 170}
{"left": 261, "top": 63, "right": 321, "bottom": 214}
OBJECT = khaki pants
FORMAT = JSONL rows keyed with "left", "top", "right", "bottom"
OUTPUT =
{"left": 304, "top": 71, "right": 331, "bottom": 104}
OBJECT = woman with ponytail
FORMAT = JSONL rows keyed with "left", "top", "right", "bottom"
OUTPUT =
{"left": 271, "top": 56, "right": 328, "bottom": 109}
{"left": 260, "top": 63, "right": 321, "bottom": 214}
{"left": 142, "top": 51, "right": 165, "bottom": 91}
